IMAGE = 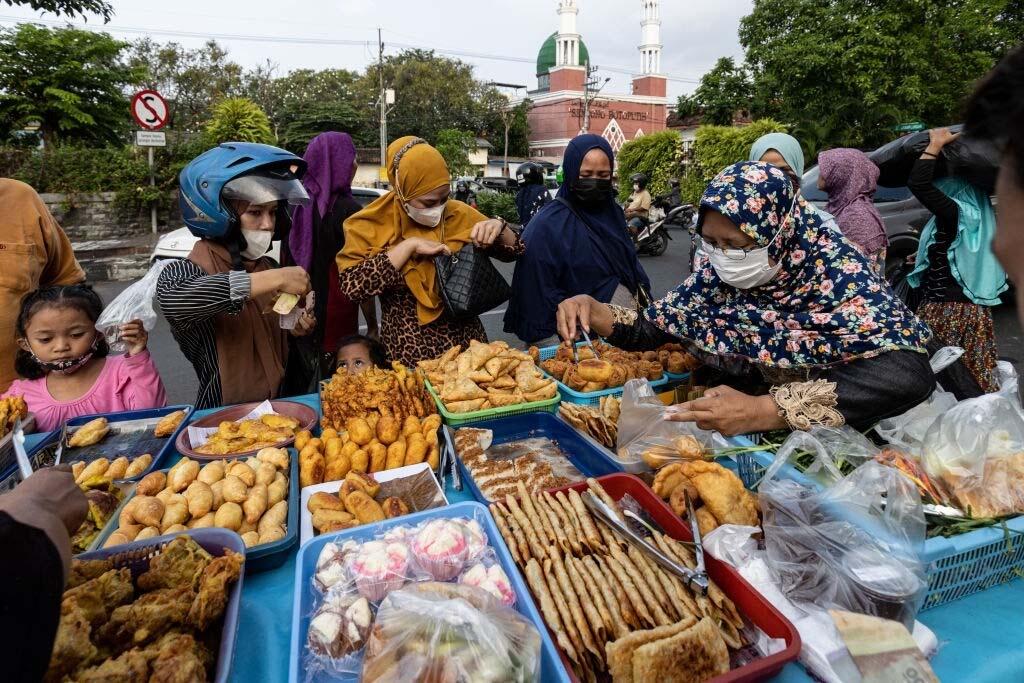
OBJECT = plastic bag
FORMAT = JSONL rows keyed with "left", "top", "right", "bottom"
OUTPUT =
{"left": 869, "top": 124, "right": 1001, "bottom": 192}
{"left": 996, "top": 360, "right": 1020, "bottom": 410}
{"left": 95, "top": 259, "right": 171, "bottom": 352}
{"left": 616, "top": 378, "right": 729, "bottom": 468}
{"left": 874, "top": 387, "right": 957, "bottom": 452}
{"left": 920, "top": 393, "right": 1024, "bottom": 517}
{"left": 361, "top": 582, "right": 541, "bottom": 682}
{"left": 761, "top": 461, "right": 927, "bottom": 629}
{"left": 760, "top": 426, "right": 879, "bottom": 489}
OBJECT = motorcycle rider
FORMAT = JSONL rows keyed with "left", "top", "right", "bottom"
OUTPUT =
{"left": 514, "top": 161, "right": 551, "bottom": 226}
{"left": 452, "top": 179, "right": 476, "bottom": 208}
{"left": 656, "top": 178, "right": 682, "bottom": 210}
{"left": 624, "top": 172, "right": 652, "bottom": 235}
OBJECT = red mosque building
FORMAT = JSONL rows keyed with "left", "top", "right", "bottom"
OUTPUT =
{"left": 523, "top": 0, "right": 668, "bottom": 161}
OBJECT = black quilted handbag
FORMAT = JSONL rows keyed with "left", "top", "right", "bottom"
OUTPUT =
{"left": 434, "top": 244, "right": 511, "bottom": 321}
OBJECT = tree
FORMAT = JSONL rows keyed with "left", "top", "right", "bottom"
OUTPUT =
{"left": 204, "top": 98, "right": 275, "bottom": 146}
{"left": 674, "top": 94, "right": 700, "bottom": 120}
{"left": 679, "top": 118, "right": 788, "bottom": 203}
{"left": 476, "top": 87, "right": 531, "bottom": 160}
{"left": 357, "top": 50, "right": 484, "bottom": 144}
{"left": 130, "top": 38, "right": 243, "bottom": 135}
{"left": 0, "top": 24, "right": 141, "bottom": 146}
{"left": 615, "top": 130, "right": 684, "bottom": 202}
{"left": 434, "top": 129, "right": 476, "bottom": 177}
{"left": 740, "top": 0, "right": 1023, "bottom": 149}
{"left": 692, "top": 57, "right": 752, "bottom": 126}
{"left": 4, "top": 0, "right": 112, "bottom": 21}
{"left": 244, "top": 67, "right": 369, "bottom": 151}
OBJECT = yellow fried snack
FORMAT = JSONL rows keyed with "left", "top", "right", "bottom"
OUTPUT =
{"left": 261, "top": 412, "right": 300, "bottom": 431}
{"left": 344, "top": 470, "right": 381, "bottom": 498}
{"left": 154, "top": 410, "right": 187, "bottom": 438}
{"left": 68, "top": 417, "right": 109, "bottom": 448}
{"left": 124, "top": 454, "right": 153, "bottom": 478}
{"left": 375, "top": 416, "right": 399, "bottom": 445}
{"left": 346, "top": 418, "right": 373, "bottom": 446}
{"left": 294, "top": 429, "right": 312, "bottom": 452}
{"left": 368, "top": 443, "right": 387, "bottom": 473}
{"left": 344, "top": 490, "right": 386, "bottom": 524}
{"left": 678, "top": 460, "right": 759, "bottom": 527}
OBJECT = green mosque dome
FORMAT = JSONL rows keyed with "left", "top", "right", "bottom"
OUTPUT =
{"left": 536, "top": 31, "right": 590, "bottom": 76}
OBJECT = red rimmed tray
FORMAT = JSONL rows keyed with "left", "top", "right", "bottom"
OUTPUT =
{"left": 175, "top": 400, "right": 318, "bottom": 461}
{"left": 529, "top": 473, "right": 802, "bottom": 683}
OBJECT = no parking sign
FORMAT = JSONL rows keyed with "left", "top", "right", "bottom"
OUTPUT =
{"left": 130, "top": 89, "right": 169, "bottom": 131}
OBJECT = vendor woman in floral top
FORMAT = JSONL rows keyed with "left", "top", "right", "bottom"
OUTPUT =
{"left": 337, "top": 136, "right": 523, "bottom": 365}
{"left": 556, "top": 161, "right": 938, "bottom": 436}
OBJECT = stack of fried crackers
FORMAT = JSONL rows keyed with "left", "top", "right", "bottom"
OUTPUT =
{"left": 490, "top": 478, "right": 745, "bottom": 682}
{"left": 559, "top": 396, "right": 621, "bottom": 450}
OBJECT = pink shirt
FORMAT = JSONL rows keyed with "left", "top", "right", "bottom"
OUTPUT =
{"left": 2, "top": 351, "right": 168, "bottom": 432}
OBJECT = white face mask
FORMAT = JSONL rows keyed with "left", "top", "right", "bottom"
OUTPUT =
{"left": 404, "top": 201, "right": 446, "bottom": 228}
{"left": 241, "top": 229, "right": 273, "bottom": 260}
{"left": 704, "top": 200, "right": 795, "bottom": 289}
{"left": 633, "top": 184, "right": 640, "bottom": 192}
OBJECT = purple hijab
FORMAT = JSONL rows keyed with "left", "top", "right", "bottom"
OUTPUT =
{"left": 819, "top": 148, "right": 888, "bottom": 254}
{"left": 289, "top": 132, "right": 357, "bottom": 271}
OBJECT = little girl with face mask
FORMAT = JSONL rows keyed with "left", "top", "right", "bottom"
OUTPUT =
{"left": 3, "top": 285, "right": 167, "bottom": 431}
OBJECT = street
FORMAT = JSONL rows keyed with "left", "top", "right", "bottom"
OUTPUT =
{"left": 94, "top": 231, "right": 1024, "bottom": 406}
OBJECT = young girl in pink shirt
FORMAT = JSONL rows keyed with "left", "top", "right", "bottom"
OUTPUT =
{"left": 3, "top": 285, "right": 167, "bottom": 431}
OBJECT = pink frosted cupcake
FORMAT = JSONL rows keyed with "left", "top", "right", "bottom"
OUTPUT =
{"left": 461, "top": 563, "right": 516, "bottom": 607}
{"left": 349, "top": 540, "right": 410, "bottom": 602}
{"left": 458, "top": 519, "right": 488, "bottom": 562}
{"left": 411, "top": 519, "right": 470, "bottom": 580}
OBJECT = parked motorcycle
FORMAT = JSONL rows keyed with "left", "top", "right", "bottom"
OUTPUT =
{"left": 633, "top": 204, "right": 693, "bottom": 256}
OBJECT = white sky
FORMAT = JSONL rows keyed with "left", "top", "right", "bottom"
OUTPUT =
{"left": 0, "top": 0, "right": 753, "bottom": 100}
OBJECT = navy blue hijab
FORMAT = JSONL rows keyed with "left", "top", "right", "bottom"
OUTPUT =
{"left": 504, "top": 134, "right": 650, "bottom": 343}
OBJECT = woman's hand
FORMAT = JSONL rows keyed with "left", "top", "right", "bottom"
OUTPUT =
{"left": 118, "top": 319, "right": 149, "bottom": 356}
{"left": 925, "top": 128, "right": 960, "bottom": 156}
{"left": 388, "top": 238, "right": 450, "bottom": 271}
{"left": 470, "top": 219, "right": 509, "bottom": 247}
{"left": 555, "top": 294, "right": 615, "bottom": 341}
{"left": 276, "top": 266, "right": 312, "bottom": 296}
{"left": 664, "top": 385, "right": 786, "bottom": 436}
{"left": 290, "top": 309, "right": 316, "bottom": 337}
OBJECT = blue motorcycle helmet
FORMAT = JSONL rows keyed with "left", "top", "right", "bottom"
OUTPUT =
{"left": 178, "top": 142, "right": 310, "bottom": 240}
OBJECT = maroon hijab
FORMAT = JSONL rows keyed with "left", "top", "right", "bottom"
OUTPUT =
{"left": 819, "top": 148, "right": 888, "bottom": 254}
{"left": 289, "top": 132, "right": 357, "bottom": 271}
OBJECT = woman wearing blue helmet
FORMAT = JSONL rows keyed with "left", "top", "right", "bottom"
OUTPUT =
{"left": 156, "top": 142, "right": 316, "bottom": 409}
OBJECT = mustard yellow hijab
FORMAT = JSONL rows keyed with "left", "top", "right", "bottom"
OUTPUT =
{"left": 337, "top": 136, "right": 487, "bottom": 325}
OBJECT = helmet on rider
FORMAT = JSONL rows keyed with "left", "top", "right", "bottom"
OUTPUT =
{"left": 179, "top": 142, "right": 310, "bottom": 241}
{"left": 516, "top": 161, "right": 545, "bottom": 186}
{"left": 455, "top": 180, "right": 468, "bottom": 193}
{"left": 630, "top": 172, "right": 648, "bottom": 190}
{"left": 668, "top": 177, "right": 680, "bottom": 188}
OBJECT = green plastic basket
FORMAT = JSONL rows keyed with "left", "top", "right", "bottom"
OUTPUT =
{"left": 424, "top": 378, "right": 560, "bottom": 427}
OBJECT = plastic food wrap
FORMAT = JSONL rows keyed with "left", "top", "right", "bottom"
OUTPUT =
{"left": 761, "top": 426, "right": 879, "bottom": 488}
{"left": 761, "top": 462, "right": 927, "bottom": 629}
{"left": 95, "top": 259, "right": 171, "bottom": 353}
{"left": 616, "top": 378, "right": 728, "bottom": 467}
{"left": 921, "top": 393, "right": 1024, "bottom": 517}
{"left": 361, "top": 582, "right": 541, "bottom": 683}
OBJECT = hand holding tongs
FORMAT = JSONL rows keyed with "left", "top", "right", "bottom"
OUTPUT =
{"left": 581, "top": 491, "right": 709, "bottom": 594}
{"left": 572, "top": 327, "right": 601, "bottom": 363}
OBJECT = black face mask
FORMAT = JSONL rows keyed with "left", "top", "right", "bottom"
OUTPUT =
{"left": 571, "top": 177, "right": 612, "bottom": 205}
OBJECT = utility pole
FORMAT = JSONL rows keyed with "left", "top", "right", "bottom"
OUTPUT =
{"left": 486, "top": 81, "right": 527, "bottom": 177}
{"left": 378, "top": 28, "right": 386, "bottom": 183}
{"left": 582, "top": 60, "right": 595, "bottom": 133}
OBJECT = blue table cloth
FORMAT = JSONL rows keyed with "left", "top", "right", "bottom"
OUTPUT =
{"left": 35, "top": 394, "right": 1017, "bottom": 682}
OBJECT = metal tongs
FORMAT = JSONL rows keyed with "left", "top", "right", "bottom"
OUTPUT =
{"left": 54, "top": 421, "right": 68, "bottom": 466}
{"left": 572, "top": 327, "right": 601, "bottom": 363}
{"left": 439, "top": 424, "right": 461, "bottom": 492}
{"left": 12, "top": 417, "right": 33, "bottom": 482}
{"left": 581, "top": 490, "right": 709, "bottom": 594}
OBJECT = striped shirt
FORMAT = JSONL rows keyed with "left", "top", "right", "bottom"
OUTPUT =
{"left": 155, "top": 258, "right": 251, "bottom": 409}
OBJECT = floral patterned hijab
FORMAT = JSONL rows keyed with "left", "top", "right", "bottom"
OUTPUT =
{"left": 645, "top": 162, "right": 930, "bottom": 369}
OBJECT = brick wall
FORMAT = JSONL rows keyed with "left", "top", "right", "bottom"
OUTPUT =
{"left": 39, "top": 192, "right": 182, "bottom": 242}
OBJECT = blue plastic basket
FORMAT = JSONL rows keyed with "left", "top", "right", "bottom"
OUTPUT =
{"left": 93, "top": 450, "right": 299, "bottom": 573}
{"left": 537, "top": 343, "right": 669, "bottom": 406}
{"left": 455, "top": 411, "right": 622, "bottom": 503}
{"left": 288, "top": 501, "right": 571, "bottom": 683}
{"left": 726, "top": 435, "right": 1024, "bottom": 610}
{"left": 77, "top": 527, "right": 246, "bottom": 683}
{"left": 0, "top": 405, "right": 193, "bottom": 491}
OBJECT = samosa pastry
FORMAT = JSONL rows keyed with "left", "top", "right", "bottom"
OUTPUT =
{"left": 447, "top": 398, "right": 487, "bottom": 413}
{"left": 441, "top": 377, "right": 487, "bottom": 402}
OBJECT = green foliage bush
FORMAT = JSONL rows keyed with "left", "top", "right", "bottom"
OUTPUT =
{"left": 679, "top": 118, "right": 788, "bottom": 203}
{"left": 474, "top": 190, "right": 519, "bottom": 224}
{"left": 203, "top": 97, "right": 275, "bottom": 146}
{"left": 615, "top": 130, "right": 684, "bottom": 203}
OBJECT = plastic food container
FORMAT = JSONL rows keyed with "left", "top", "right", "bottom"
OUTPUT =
{"left": 424, "top": 378, "right": 560, "bottom": 428}
{"left": 93, "top": 451, "right": 299, "bottom": 573}
{"left": 454, "top": 411, "right": 622, "bottom": 503}
{"left": 76, "top": 527, "right": 246, "bottom": 683}
{"left": 534, "top": 473, "right": 802, "bottom": 683}
{"left": 288, "top": 501, "right": 571, "bottom": 683}
{"left": 552, "top": 411, "right": 647, "bottom": 474}
{"left": 0, "top": 405, "right": 194, "bottom": 491}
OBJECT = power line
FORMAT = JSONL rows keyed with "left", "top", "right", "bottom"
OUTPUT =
{"left": 0, "top": 14, "right": 701, "bottom": 85}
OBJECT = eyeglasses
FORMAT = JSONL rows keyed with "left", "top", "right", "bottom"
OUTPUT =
{"left": 698, "top": 237, "right": 755, "bottom": 260}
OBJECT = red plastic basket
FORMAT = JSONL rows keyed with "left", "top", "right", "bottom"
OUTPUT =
{"left": 537, "top": 473, "right": 801, "bottom": 683}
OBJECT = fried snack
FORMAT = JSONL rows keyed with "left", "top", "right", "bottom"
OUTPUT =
{"left": 69, "top": 418, "right": 110, "bottom": 448}
{"left": 123, "top": 496, "right": 164, "bottom": 528}
{"left": 136, "top": 471, "right": 167, "bottom": 497}
{"left": 160, "top": 495, "right": 189, "bottom": 531}
{"left": 214, "top": 502, "right": 243, "bottom": 531}
{"left": 344, "top": 470, "right": 381, "bottom": 498}
{"left": 678, "top": 460, "right": 759, "bottom": 526}
{"left": 385, "top": 440, "right": 407, "bottom": 471}
{"left": 243, "top": 483, "right": 268, "bottom": 524}
{"left": 606, "top": 616, "right": 698, "bottom": 683}
{"left": 154, "top": 410, "right": 187, "bottom": 438}
{"left": 184, "top": 481, "right": 213, "bottom": 518}
{"left": 313, "top": 508, "right": 356, "bottom": 532}
{"left": 188, "top": 513, "right": 216, "bottom": 529}
{"left": 256, "top": 447, "right": 289, "bottom": 470}
{"left": 577, "top": 358, "right": 613, "bottom": 383}
{"left": 227, "top": 462, "right": 256, "bottom": 487}
{"left": 345, "top": 417, "right": 373, "bottom": 446}
{"left": 404, "top": 437, "right": 428, "bottom": 466}
{"left": 258, "top": 500, "right": 288, "bottom": 535}
{"left": 525, "top": 558, "right": 580, "bottom": 670}
{"left": 221, "top": 475, "right": 248, "bottom": 504}
{"left": 381, "top": 497, "right": 410, "bottom": 518}
{"left": 261, "top": 412, "right": 300, "bottom": 431}
{"left": 375, "top": 416, "right": 399, "bottom": 445}
{"left": 76, "top": 458, "right": 109, "bottom": 484}
{"left": 634, "top": 617, "right": 729, "bottom": 683}
{"left": 267, "top": 474, "right": 287, "bottom": 508}
{"left": 343, "top": 490, "right": 385, "bottom": 524}
{"left": 307, "top": 492, "right": 346, "bottom": 514}
{"left": 168, "top": 459, "right": 200, "bottom": 493}
{"left": 652, "top": 463, "right": 685, "bottom": 500}
{"left": 259, "top": 525, "right": 288, "bottom": 543}
{"left": 295, "top": 430, "right": 312, "bottom": 452}
{"left": 299, "top": 449, "right": 325, "bottom": 489}
{"left": 368, "top": 442, "right": 387, "bottom": 473}
{"left": 71, "top": 461, "right": 85, "bottom": 480}
{"left": 121, "top": 454, "right": 150, "bottom": 479}
{"left": 136, "top": 526, "right": 160, "bottom": 541}
{"left": 324, "top": 449, "right": 352, "bottom": 482}
{"left": 580, "top": 555, "right": 629, "bottom": 639}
